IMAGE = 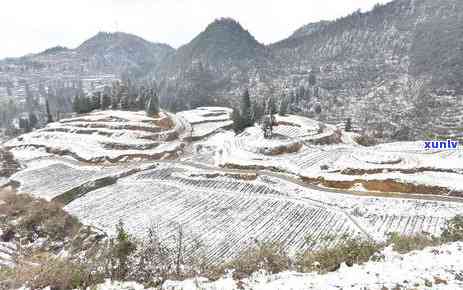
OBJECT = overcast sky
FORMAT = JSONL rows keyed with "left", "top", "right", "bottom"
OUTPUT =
{"left": 0, "top": 0, "right": 390, "bottom": 58}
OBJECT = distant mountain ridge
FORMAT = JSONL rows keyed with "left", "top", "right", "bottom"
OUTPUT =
{"left": 153, "top": 0, "right": 463, "bottom": 140}
{"left": 1, "top": 31, "right": 174, "bottom": 77}
{"left": 155, "top": 18, "right": 275, "bottom": 109}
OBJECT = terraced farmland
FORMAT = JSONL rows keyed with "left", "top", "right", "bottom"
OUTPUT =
{"left": 177, "top": 107, "right": 233, "bottom": 141}
{"left": 59, "top": 162, "right": 463, "bottom": 262}
{"left": 10, "top": 159, "right": 155, "bottom": 201}
{"left": 64, "top": 164, "right": 363, "bottom": 261}
{"left": 5, "top": 110, "right": 190, "bottom": 163}
{"left": 3, "top": 108, "right": 463, "bottom": 265}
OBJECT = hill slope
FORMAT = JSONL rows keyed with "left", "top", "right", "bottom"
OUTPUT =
{"left": 1, "top": 32, "right": 174, "bottom": 77}
{"left": 155, "top": 0, "right": 463, "bottom": 140}
{"left": 156, "top": 18, "right": 275, "bottom": 110}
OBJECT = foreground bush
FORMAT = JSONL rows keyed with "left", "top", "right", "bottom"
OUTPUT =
{"left": 442, "top": 215, "right": 463, "bottom": 242}
{"left": 0, "top": 191, "right": 81, "bottom": 243}
{"left": 296, "top": 237, "right": 382, "bottom": 273}
{"left": 355, "top": 134, "right": 378, "bottom": 146}
{"left": 15, "top": 256, "right": 104, "bottom": 290}
{"left": 386, "top": 232, "right": 440, "bottom": 254}
{"left": 222, "top": 241, "right": 291, "bottom": 277}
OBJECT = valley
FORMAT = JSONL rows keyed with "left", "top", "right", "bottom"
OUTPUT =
{"left": 2, "top": 107, "right": 462, "bottom": 265}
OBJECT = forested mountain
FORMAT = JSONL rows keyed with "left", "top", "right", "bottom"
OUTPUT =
{"left": 155, "top": 0, "right": 463, "bottom": 140}
{"left": 77, "top": 32, "right": 174, "bottom": 76}
{"left": 1, "top": 32, "right": 174, "bottom": 77}
{"left": 0, "top": 32, "right": 174, "bottom": 132}
{"left": 155, "top": 18, "right": 275, "bottom": 110}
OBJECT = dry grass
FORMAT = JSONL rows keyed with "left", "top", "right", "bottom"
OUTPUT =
{"left": 387, "top": 232, "right": 440, "bottom": 254}
{"left": 0, "top": 190, "right": 81, "bottom": 243}
{"left": 9, "top": 253, "right": 104, "bottom": 290}
{"left": 296, "top": 237, "right": 382, "bottom": 273}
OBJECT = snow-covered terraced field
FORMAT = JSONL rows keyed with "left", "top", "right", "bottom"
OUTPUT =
{"left": 177, "top": 107, "right": 233, "bottom": 140}
{"left": 192, "top": 114, "right": 463, "bottom": 196}
{"left": 64, "top": 164, "right": 364, "bottom": 261}
{"left": 0, "top": 242, "right": 16, "bottom": 267}
{"left": 60, "top": 162, "right": 463, "bottom": 262}
{"left": 5, "top": 110, "right": 189, "bottom": 163}
{"left": 3, "top": 109, "right": 463, "bottom": 267}
{"left": 10, "top": 158, "right": 154, "bottom": 201}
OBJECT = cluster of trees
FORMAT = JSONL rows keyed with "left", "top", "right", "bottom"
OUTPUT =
{"left": 16, "top": 100, "right": 54, "bottom": 133}
{"left": 232, "top": 89, "right": 290, "bottom": 137}
{"left": 72, "top": 81, "right": 160, "bottom": 116}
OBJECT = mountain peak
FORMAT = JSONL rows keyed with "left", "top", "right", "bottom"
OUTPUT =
{"left": 38, "top": 46, "right": 70, "bottom": 56}
{"left": 290, "top": 21, "right": 331, "bottom": 39}
{"left": 206, "top": 18, "right": 244, "bottom": 30}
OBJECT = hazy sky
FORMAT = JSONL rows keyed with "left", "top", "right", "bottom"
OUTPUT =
{"left": 0, "top": 0, "right": 390, "bottom": 58}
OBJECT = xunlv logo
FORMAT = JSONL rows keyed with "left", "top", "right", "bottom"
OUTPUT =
{"left": 424, "top": 140, "right": 459, "bottom": 149}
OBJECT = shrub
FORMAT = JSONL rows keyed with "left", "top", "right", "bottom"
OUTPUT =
{"left": 0, "top": 192, "right": 81, "bottom": 243}
{"left": 15, "top": 254, "right": 104, "bottom": 290}
{"left": 386, "top": 232, "right": 440, "bottom": 254}
{"left": 442, "top": 215, "right": 463, "bottom": 242}
{"left": 355, "top": 134, "right": 378, "bottom": 146}
{"left": 224, "top": 241, "right": 291, "bottom": 276}
{"left": 109, "top": 220, "right": 137, "bottom": 281}
{"left": 296, "top": 237, "right": 382, "bottom": 273}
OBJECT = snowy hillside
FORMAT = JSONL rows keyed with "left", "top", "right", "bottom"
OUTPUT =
{"left": 189, "top": 113, "right": 463, "bottom": 197}
{"left": 4, "top": 110, "right": 191, "bottom": 163}
{"left": 160, "top": 242, "right": 463, "bottom": 290}
{"left": 2, "top": 108, "right": 463, "bottom": 273}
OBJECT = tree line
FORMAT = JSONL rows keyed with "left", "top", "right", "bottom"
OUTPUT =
{"left": 72, "top": 80, "right": 160, "bottom": 116}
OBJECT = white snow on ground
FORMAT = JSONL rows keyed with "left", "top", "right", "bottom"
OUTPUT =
{"left": 0, "top": 177, "right": 9, "bottom": 188}
{"left": 177, "top": 107, "right": 232, "bottom": 124}
{"left": 9, "top": 147, "right": 52, "bottom": 163}
{"left": 161, "top": 242, "right": 463, "bottom": 290}
{"left": 192, "top": 114, "right": 463, "bottom": 195}
{"left": 62, "top": 162, "right": 463, "bottom": 260}
{"left": 10, "top": 159, "right": 153, "bottom": 201}
{"left": 65, "top": 163, "right": 362, "bottom": 260}
{"left": 177, "top": 107, "right": 233, "bottom": 140}
{"left": 12, "top": 242, "right": 463, "bottom": 289}
{"left": 0, "top": 241, "right": 16, "bottom": 267}
{"left": 5, "top": 110, "right": 188, "bottom": 162}
{"left": 191, "top": 121, "right": 233, "bottom": 140}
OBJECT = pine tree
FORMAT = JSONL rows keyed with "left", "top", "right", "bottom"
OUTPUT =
{"left": 101, "top": 93, "right": 111, "bottom": 110}
{"left": 345, "top": 118, "right": 352, "bottom": 132}
{"left": 72, "top": 95, "right": 81, "bottom": 113}
{"left": 80, "top": 97, "right": 91, "bottom": 114}
{"left": 146, "top": 90, "right": 160, "bottom": 116}
{"left": 263, "top": 98, "right": 275, "bottom": 139}
{"left": 309, "top": 72, "right": 317, "bottom": 87}
{"left": 279, "top": 97, "right": 289, "bottom": 116}
{"left": 232, "top": 108, "right": 242, "bottom": 134}
{"left": 19, "top": 117, "right": 31, "bottom": 133}
{"left": 113, "top": 220, "right": 136, "bottom": 280}
{"left": 240, "top": 89, "right": 253, "bottom": 128}
{"left": 45, "top": 100, "right": 53, "bottom": 123}
{"left": 28, "top": 112, "right": 38, "bottom": 129}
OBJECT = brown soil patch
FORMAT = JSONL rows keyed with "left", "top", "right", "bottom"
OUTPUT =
{"left": 190, "top": 172, "right": 257, "bottom": 181}
{"left": 301, "top": 176, "right": 463, "bottom": 197}
{"left": 259, "top": 142, "right": 303, "bottom": 156}
{"left": 339, "top": 167, "right": 461, "bottom": 175}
